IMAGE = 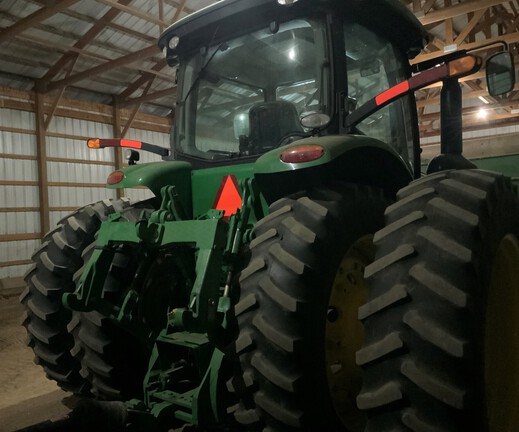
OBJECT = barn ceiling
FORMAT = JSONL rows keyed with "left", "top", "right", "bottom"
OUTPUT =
{"left": 0, "top": 0, "right": 518, "bottom": 137}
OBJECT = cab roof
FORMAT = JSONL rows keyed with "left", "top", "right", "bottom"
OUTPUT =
{"left": 158, "top": 0, "right": 428, "bottom": 61}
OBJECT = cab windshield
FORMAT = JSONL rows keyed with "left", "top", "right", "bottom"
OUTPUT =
{"left": 176, "top": 18, "right": 329, "bottom": 161}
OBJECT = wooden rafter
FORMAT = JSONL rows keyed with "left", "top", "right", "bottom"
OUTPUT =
{"left": 419, "top": 0, "right": 509, "bottom": 25}
{"left": 45, "top": 45, "right": 161, "bottom": 92}
{"left": 42, "top": 0, "right": 134, "bottom": 83}
{"left": 0, "top": 0, "right": 79, "bottom": 44}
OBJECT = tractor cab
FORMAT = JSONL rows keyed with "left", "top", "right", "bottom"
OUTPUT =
{"left": 159, "top": 0, "right": 427, "bottom": 172}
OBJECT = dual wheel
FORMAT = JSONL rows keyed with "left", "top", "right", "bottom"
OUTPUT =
{"left": 231, "top": 171, "right": 519, "bottom": 432}
{"left": 21, "top": 199, "right": 150, "bottom": 399}
{"left": 21, "top": 170, "right": 519, "bottom": 432}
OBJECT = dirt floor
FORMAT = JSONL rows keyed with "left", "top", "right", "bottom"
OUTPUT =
{"left": 0, "top": 294, "right": 72, "bottom": 431}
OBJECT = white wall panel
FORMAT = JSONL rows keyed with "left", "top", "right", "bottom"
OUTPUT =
{"left": 47, "top": 136, "right": 115, "bottom": 163}
{"left": 0, "top": 212, "right": 39, "bottom": 235}
{"left": 0, "top": 263, "right": 31, "bottom": 279}
{"left": 47, "top": 116, "right": 112, "bottom": 138}
{"left": 0, "top": 158, "right": 38, "bottom": 182}
{"left": 0, "top": 185, "right": 39, "bottom": 207}
{"left": 47, "top": 161, "right": 114, "bottom": 184}
{"left": 0, "top": 109, "right": 170, "bottom": 279}
{"left": 0, "top": 108, "right": 35, "bottom": 130}
{"left": 0, "top": 131, "right": 36, "bottom": 156}
{"left": 48, "top": 186, "right": 116, "bottom": 208}
{"left": 0, "top": 239, "right": 39, "bottom": 279}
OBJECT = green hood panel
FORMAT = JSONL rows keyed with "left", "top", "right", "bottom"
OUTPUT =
{"left": 107, "top": 161, "right": 192, "bottom": 195}
{"left": 107, "top": 135, "right": 411, "bottom": 215}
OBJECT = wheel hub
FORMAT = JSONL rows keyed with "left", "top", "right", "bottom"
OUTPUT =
{"left": 325, "top": 235, "right": 374, "bottom": 430}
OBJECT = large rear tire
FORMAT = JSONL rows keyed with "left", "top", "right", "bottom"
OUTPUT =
{"left": 229, "top": 183, "right": 390, "bottom": 431}
{"left": 20, "top": 199, "right": 130, "bottom": 394}
{"left": 357, "top": 170, "right": 519, "bottom": 431}
{"left": 76, "top": 247, "right": 150, "bottom": 400}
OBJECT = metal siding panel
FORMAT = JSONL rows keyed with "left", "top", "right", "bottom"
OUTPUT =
{"left": 47, "top": 161, "right": 113, "bottom": 183}
{"left": 0, "top": 108, "right": 35, "bottom": 130}
{"left": 48, "top": 186, "right": 115, "bottom": 208}
{"left": 0, "top": 239, "right": 39, "bottom": 262}
{"left": 0, "top": 159, "right": 38, "bottom": 182}
{"left": 0, "top": 212, "right": 40, "bottom": 235}
{"left": 0, "top": 131, "right": 37, "bottom": 156}
{"left": 0, "top": 263, "right": 31, "bottom": 279}
{"left": 0, "top": 185, "right": 39, "bottom": 207}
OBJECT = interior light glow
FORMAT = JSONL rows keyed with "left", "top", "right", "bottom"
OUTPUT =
{"left": 288, "top": 47, "right": 296, "bottom": 61}
{"left": 477, "top": 108, "right": 488, "bottom": 119}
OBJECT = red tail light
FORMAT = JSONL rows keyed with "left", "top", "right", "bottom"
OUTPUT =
{"left": 107, "top": 170, "right": 125, "bottom": 185}
{"left": 280, "top": 144, "right": 325, "bottom": 164}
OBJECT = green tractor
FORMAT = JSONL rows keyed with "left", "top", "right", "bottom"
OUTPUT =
{"left": 20, "top": 0, "right": 519, "bottom": 430}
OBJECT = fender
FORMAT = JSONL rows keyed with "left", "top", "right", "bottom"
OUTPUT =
{"left": 107, "top": 161, "right": 193, "bottom": 213}
{"left": 253, "top": 135, "right": 413, "bottom": 202}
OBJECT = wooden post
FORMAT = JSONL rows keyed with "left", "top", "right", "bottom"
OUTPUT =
{"left": 35, "top": 91, "right": 50, "bottom": 234}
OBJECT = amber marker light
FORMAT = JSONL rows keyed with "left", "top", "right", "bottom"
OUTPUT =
{"left": 107, "top": 170, "right": 125, "bottom": 185}
{"left": 448, "top": 55, "right": 479, "bottom": 78}
{"left": 280, "top": 144, "right": 325, "bottom": 164}
{"left": 87, "top": 138, "right": 101, "bottom": 149}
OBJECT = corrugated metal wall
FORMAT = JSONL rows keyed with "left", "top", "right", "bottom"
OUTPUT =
{"left": 0, "top": 95, "right": 169, "bottom": 278}
{"left": 0, "top": 108, "right": 39, "bottom": 278}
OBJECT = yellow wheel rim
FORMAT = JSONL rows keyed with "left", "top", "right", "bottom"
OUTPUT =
{"left": 485, "top": 234, "right": 519, "bottom": 432}
{"left": 325, "top": 235, "right": 373, "bottom": 431}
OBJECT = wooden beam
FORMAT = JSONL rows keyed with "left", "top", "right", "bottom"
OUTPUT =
{"left": 0, "top": 0, "right": 79, "bottom": 44}
{"left": 47, "top": 156, "right": 115, "bottom": 166}
{"left": 118, "top": 59, "right": 168, "bottom": 100}
{"left": 119, "top": 86, "right": 177, "bottom": 107}
{"left": 45, "top": 45, "right": 161, "bottom": 92}
{"left": 35, "top": 91, "right": 50, "bottom": 234}
{"left": 97, "top": 0, "right": 168, "bottom": 27}
{"left": 454, "top": 9, "right": 486, "bottom": 45}
{"left": 0, "top": 233, "right": 42, "bottom": 242}
{"left": 0, "top": 207, "right": 40, "bottom": 213}
{"left": 48, "top": 182, "right": 107, "bottom": 188}
{"left": 43, "top": 0, "right": 133, "bottom": 82}
{"left": 417, "top": 83, "right": 519, "bottom": 108}
{"left": 170, "top": 0, "right": 188, "bottom": 23}
{"left": 44, "top": 57, "right": 77, "bottom": 130}
{"left": 121, "top": 79, "right": 154, "bottom": 138}
{"left": 0, "top": 260, "right": 33, "bottom": 268}
{"left": 413, "top": 32, "right": 519, "bottom": 64}
{"left": 420, "top": 0, "right": 508, "bottom": 25}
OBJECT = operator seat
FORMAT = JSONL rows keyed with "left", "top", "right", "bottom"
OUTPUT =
{"left": 246, "top": 100, "right": 303, "bottom": 153}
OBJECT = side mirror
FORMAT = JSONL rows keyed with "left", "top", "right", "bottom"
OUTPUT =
{"left": 486, "top": 52, "right": 515, "bottom": 96}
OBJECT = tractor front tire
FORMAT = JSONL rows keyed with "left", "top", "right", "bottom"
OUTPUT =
{"left": 230, "top": 183, "right": 390, "bottom": 431}
{"left": 357, "top": 170, "right": 519, "bottom": 431}
{"left": 20, "top": 199, "right": 130, "bottom": 394}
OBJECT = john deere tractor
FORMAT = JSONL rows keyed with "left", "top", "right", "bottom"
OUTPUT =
{"left": 20, "top": 0, "right": 519, "bottom": 430}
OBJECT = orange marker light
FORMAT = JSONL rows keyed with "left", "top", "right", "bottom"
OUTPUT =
{"left": 448, "top": 56, "right": 479, "bottom": 77}
{"left": 87, "top": 138, "right": 101, "bottom": 149}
